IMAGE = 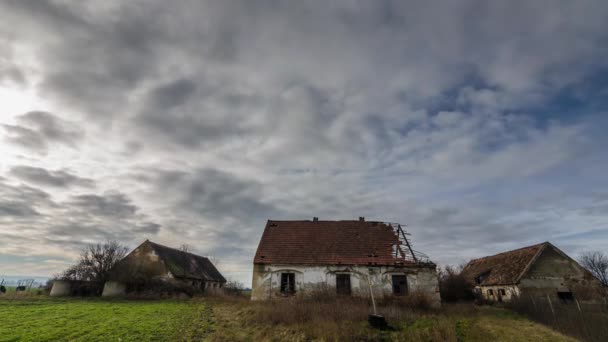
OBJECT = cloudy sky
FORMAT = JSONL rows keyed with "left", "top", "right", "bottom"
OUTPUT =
{"left": 1, "top": 0, "right": 607, "bottom": 286}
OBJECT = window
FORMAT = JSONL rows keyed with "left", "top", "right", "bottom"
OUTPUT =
{"left": 557, "top": 291, "right": 574, "bottom": 302}
{"left": 499, "top": 289, "right": 506, "bottom": 296}
{"left": 392, "top": 275, "right": 408, "bottom": 296}
{"left": 336, "top": 274, "right": 351, "bottom": 295}
{"left": 487, "top": 289, "right": 494, "bottom": 296}
{"left": 280, "top": 273, "right": 295, "bottom": 295}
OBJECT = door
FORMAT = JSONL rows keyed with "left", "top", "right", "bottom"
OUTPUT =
{"left": 336, "top": 274, "right": 351, "bottom": 295}
{"left": 392, "top": 275, "right": 408, "bottom": 296}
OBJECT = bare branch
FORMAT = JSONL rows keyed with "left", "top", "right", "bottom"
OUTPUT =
{"left": 579, "top": 251, "right": 608, "bottom": 287}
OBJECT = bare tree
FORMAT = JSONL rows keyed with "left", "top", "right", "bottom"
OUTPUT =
{"left": 579, "top": 251, "right": 608, "bottom": 287}
{"left": 224, "top": 278, "right": 245, "bottom": 295}
{"left": 62, "top": 240, "right": 129, "bottom": 294}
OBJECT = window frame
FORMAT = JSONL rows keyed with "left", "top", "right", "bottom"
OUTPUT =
{"left": 280, "top": 272, "right": 296, "bottom": 295}
{"left": 391, "top": 274, "right": 409, "bottom": 296}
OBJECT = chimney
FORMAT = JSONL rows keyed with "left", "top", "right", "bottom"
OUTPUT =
{"left": 359, "top": 217, "right": 365, "bottom": 222}
{"left": 313, "top": 217, "right": 319, "bottom": 222}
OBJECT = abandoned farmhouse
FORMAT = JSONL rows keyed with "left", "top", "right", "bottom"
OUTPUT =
{"left": 100, "top": 240, "right": 225, "bottom": 297}
{"left": 251, "top": 218, "right": 441, "bottom": 306}
{"left": 461, "top": 242, "right": 603, "bottom": 303}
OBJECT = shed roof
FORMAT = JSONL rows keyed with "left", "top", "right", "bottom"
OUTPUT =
{"left": 146, "top": 241, "right": 226, "bottom": 283}
{"left": 461, "top": 242, "right": 547, "bottom": 286}
{"left": 253, "top": 219, "right": 430, "bottom": 266}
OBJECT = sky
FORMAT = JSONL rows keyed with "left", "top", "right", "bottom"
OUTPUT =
{"left": 1, "top": 0, "right": 607, "bottom": 286}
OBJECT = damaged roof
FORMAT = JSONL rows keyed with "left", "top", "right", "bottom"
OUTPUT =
{"left": 147, "top": 241, "right": 226, "bottom": 283}
{"left": 461, "top": 242, "right": 548, "bottom": 286}
{"left": 253, "top": 219, "right": 431, "bottom": 266}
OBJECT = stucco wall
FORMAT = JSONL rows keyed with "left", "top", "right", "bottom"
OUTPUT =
{"left": 110, "top": 242, "right": 173, "bottom": 283}
{"left": 101, "top": 281, "right": 127, "bottom": 297}
{"left": 475, "top": 285, "right": 520, "bottom": 302}
{"left": 251, "top": 264, "right": 440, "bottom": 307}
{"left": 519, "top": 246, "right": 604, "bottom": 300}
{"left": 49, "top": 280, "right": 71, "bottom": 297}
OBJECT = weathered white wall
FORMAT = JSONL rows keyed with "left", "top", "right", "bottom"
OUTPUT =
{"left": 102, "top": 281, "right": 127, "bottom": 297}
{"left": 475, "top": 285, "right": 520, "bottom": 302}
{"left": 49, "top": 280, "right": 71, "bottom": 297}
{"left": 251, "top": 264, "right": 440, "bottom": 307}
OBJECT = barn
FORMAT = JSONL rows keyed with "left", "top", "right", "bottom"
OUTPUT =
{"left": 251, "top": 218, "right": 440, "bottom": 307}
{"left": 102, "top": 240, "right": 226, "bottom": 296}
{"left": 461, "top": 242, "right": 604, "bottom": 302}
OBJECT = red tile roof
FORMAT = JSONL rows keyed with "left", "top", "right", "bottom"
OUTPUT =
{"left": 253, "top": 220, "right": 423, "bottom": 266}
{"left": 461, "top": 242, "right": 547, "bottom": 286}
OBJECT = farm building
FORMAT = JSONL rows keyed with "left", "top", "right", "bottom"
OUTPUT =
{"left": 251, "top": 218, "right": 441, "bottom": 306}
{"left": 102, "top": 240, "right": 225, "bottom": 296}
{"left": 461, "top": 242, "right": 604, "bottom": 303}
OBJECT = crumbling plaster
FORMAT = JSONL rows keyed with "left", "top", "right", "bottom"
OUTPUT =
{"left": 251, "top": 264, "right": 440, "bottom": 307}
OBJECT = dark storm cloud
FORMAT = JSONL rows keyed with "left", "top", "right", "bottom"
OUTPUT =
{"left": 68, "top": 192, "right": 138, "bottom": 219}
{"left": 153, "top": 168, "right": 279, "bottom": 222}
{"left": 151, "top": 78, "right": 197, "bottom": 109}
{"left": 10, "top": 166, "right": 94, "bottom": 188}
{"left": 2, "top": 111, "right": 83, "bottom": 153}
{"left": 0, "top": 201, "right": 40, "bottom": 218}
{"left": 0, "top": 179, "right": 54, "bottom": 220}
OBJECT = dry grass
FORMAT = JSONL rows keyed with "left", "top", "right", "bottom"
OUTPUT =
{"left": 205, "top": 294, "right": 574, "bottom": 342}
{"left": 507, "top": 296, "right": 608, "bottom": 342}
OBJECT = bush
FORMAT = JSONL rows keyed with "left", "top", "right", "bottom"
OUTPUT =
{"left": 439, "top": 265, "right": 474, "bottom": 302}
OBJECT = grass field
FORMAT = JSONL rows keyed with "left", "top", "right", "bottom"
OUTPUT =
{"left": 0, "top": 298, "right": 212, "bottom": 341}
{"left": 0, "top": 296, "right": 577, "bottom": 342}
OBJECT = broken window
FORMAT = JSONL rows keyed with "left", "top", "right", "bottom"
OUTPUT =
{"left": 392, "top": 275, "right": 408, "bottom": 296}
{"left": 499, "top": 289, "right": 506, "bottom": 296}
{"left": 336, "top": 274, "right": 351, "bottom": 295}
{"left": 280, "top": 273, "right": 295, "bottom": 295}
{"left": 487, "top": 289, "right": 494, "bottom": 296}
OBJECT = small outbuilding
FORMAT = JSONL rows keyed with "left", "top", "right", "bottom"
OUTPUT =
{"left": 461, "top": 242, "right": 604, "bottom": 302}
{"left": 102, "top": 240, "right": 225, "bottom": 297}
{"left": 251, "top": 218, "right": 440, "bottom": 307}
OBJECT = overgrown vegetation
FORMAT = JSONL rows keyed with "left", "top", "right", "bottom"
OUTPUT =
{"left": 439, "top": 265, "right": 475, "bottom": 302}
{"left": 507, "top": 296, "right": 608, "bottom": 342}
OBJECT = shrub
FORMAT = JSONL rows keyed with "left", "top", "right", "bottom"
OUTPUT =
{"left": 439, "top": 265, "right": 474, "bottom": 302}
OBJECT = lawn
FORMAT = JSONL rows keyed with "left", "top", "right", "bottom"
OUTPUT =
{"left": 0, "top": 298, "right": 212, "bottom": 342}
{"left": 0, "top": 296, "right": 577, "bottom": 342}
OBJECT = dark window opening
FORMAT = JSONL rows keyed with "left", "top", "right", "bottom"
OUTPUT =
{"left": 487, "top": 289, "right": 494, "bottom": 296}
{"left": 336, "top": 274, "right": 351, "bottom": 295}
{"left": 280, "top": 273, "right": 295, "bottom": 295}
{"left": 499, "top": 289, "right": 506, "bottom": 296}
{"left": 392, "top": 275, "right": 408, "bottom": 296}
{"left": 475, "top": 270, "right": 491, "bottom": 285}
{"left": 557, "top": 291, "right": 574, "bottom": 302}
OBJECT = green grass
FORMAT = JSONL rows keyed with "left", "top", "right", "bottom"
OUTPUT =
{"left": 0, "top": 298, "right": 212, "bottom": 342}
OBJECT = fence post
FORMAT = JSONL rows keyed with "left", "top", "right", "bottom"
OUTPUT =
{"left": 546, "top": 294, "right": 555, "bottom": 316}
{"left": 575, "top": 299, "right": 582, "bottom": 313}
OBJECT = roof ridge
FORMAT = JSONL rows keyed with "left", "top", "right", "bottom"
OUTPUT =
{"left": 147, "top": 240, "right": 208, "bottom": 259}
{"left": 470, "top": 242, "right": 547, "bottom": 263}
